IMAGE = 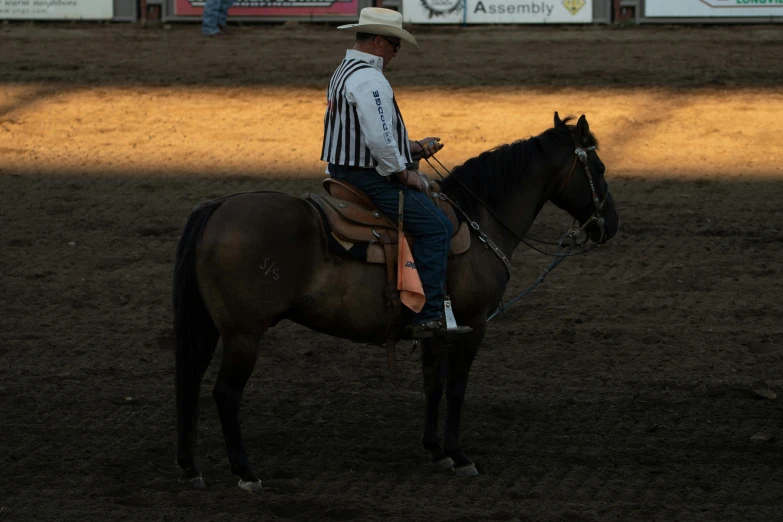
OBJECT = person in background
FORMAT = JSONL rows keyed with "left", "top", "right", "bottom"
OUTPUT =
{"left": 202, "top": 0, "right": 235, "bottom": 37}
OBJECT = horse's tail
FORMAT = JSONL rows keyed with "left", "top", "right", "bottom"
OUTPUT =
{"left": 173, "top": 199, "right": 223, "bottom": 469}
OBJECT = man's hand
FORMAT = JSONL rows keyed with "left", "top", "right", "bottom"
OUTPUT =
{"left": 395, "top": 170, "right": 429, "bottom": 193}
{"left": 411, "top": 137, "right": 444, "bottom": 160}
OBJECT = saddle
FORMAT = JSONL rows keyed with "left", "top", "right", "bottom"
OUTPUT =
{"left": 306, "top": 178, "right": 471, "bottom": 264}
{"left": 304, "top": 177, "right": 471, "bottom": 372}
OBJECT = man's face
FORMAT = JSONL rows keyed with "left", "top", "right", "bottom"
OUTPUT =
{"left": 375, "top": 35, "right": 401, "bottom": 69}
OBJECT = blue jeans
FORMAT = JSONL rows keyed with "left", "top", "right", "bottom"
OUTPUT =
{"left": 202, "top": 0, "right": 235, "bottom": 35}
{"left": 329, "top": 164, "right": 453, "bottom": 324}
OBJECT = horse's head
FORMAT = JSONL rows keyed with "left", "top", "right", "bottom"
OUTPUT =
{"left": 549, "top": 112, "right": 619, "bottom": 244}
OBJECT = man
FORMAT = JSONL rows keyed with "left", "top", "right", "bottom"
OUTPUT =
{"left": 202, "top": 0, "right": 235, "bottom": 37}
{"left": 322, "top": 7, "right": 471, "bottom": 339}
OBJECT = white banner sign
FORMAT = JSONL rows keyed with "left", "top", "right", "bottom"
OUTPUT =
{"left": 403, "top": 0, "right": 592, "bottom": 24}
{"left": 0, "top": 0, "right": 113, "bottom": 19}
{"left": 646, "top": 0, "right": 783, "bottom": 17}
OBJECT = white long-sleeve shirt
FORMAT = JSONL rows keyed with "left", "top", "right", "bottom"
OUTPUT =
{"left": 321, "top": 50, "right": 412, "bottom": 176}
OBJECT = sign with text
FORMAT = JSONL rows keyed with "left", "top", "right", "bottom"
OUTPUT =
{"left": 647, "top": 0, "right": 783, "bottom": 17}
{"left": 0, "top": 0, "right": 112, "bottom": 19}
{"left": 402, "top": 0, "right": 592, "bottom": 24}
{"left": 175, "top": 0, "right": 358, "bottom": 17}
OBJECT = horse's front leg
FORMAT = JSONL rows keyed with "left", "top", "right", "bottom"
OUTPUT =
{"left": 443, "top": 324, "right": 485, "bottom": 477}
{"left": 420, "top": 339, "right": 452, "bottom": 468}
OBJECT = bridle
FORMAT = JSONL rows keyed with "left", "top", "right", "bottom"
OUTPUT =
{"left": 421, "top": 135, "right": 610, "bottom": 320}
{"left": 424, "top": 136, "right": 608, "bottom": 268}
{"left": 553, "top": 142, "right": 609, "bottom": 245}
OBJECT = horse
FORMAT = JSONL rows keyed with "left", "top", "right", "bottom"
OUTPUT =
{"left": 173, "top": 112, "right": 619, "bottom": 491}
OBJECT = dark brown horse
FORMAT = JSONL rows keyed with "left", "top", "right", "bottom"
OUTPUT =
{"left": 174, "top": 113, "right": 619, "bottom": 491}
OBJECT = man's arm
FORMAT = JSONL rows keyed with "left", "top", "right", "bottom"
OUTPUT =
{"left": 348, "top": 77, "right": 409, "bottom": 177}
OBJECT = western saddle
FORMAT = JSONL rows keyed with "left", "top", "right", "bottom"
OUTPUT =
{"left": 304, "top": 177, "right": 471, "bottom": 371}
{"left": 306, "top": 177, "right": 470, "bottom": 264}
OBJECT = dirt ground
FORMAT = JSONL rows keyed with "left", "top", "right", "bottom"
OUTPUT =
{"left": 1, "top": 22, "right": 783, "bottom": 522}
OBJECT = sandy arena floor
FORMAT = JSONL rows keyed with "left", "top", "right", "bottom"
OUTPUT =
{"left": 1, "top": 22, "right": 782, "bottom": 521}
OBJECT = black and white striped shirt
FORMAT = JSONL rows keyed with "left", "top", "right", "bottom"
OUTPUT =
{"left": 321, "top": 50, "right": 412, "bottom": 176}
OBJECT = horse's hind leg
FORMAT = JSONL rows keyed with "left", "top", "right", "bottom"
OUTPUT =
{"left": 213, "top": 330, "right": 263, "bottom": 491}
{"left": 421, "top": 339, "right": 451, "bottom": 468}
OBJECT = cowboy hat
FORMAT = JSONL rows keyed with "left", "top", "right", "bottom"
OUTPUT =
{"left": 337, "top": 7, "right": 418, "bottom": 48}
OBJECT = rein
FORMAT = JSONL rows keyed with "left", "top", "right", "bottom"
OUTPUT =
{"left": 432, "top": 189, "right": 513, "bottom": 277}
{"left": 419, "top": 139, "right": 606, "bottom": 320}
{"left": 487, "top": 229, "right": 594, "bottom": 322}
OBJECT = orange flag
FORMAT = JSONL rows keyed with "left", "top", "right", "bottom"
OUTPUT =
{"left": 397, "top": 234, "right": 426, "bottom": 313}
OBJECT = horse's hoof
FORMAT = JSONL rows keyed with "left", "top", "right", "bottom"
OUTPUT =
{"left": 434, "top": 456, "right": 454, "bottom": 469}
{"left": 452, "top": 463, "right": 479, "bottom": 477}
{"left": 178, "top": 474, "right": 206, "bottom": 489}
{"left": 238, "top": 479, "right": 263, "bottom": 492}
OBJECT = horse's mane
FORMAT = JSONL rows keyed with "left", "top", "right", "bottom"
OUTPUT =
{"left": 438, "top": 116, "right": 598, "bottom": 215}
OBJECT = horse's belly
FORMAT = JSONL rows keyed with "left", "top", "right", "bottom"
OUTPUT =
{"left": 287, "top": 258, "right": 394, "bottom": 344}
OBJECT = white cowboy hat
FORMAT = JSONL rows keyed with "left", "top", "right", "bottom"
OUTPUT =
{"left": 337, "top": 7, "right": 418, "bottom": 48}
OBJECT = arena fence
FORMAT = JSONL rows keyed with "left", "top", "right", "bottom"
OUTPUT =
{"left": 2, "top": 0, "right": 779, "bottom": 26}
{"left": 161, "top": 0, "right": 369, "bottom": 22}
{"left": 0, "top": 0, "right": 137, "bottom": 21}
{"left": 402, "top": 0, "right": 611, "bottom": 24}
{"left": 157, "top": 0, "right": 610, "bottom": 24}
{"left": 617, "top": 0, "right": 783, "bottom": 24}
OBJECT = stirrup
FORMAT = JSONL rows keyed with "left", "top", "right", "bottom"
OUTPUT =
{"left": 443, "top": 296, "right": 473, "bottom": 335}
{"left": 443, "top": 296, "right": 460, "bottom": 332}
{"left": 443, "top": 297, "right": 472, "bottom": 336}
{"left": 409, "top": 297, "right": 473, "bottom": 339}
{"left": 443, "top": 296, "right": 473, "bottom": 336}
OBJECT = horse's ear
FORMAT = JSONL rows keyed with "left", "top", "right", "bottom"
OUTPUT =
{"left": 554, "top": 112, "right": 566, "bottom": 129}
{"left": 577, "top": 115, "right": 590, "bottom": 145}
